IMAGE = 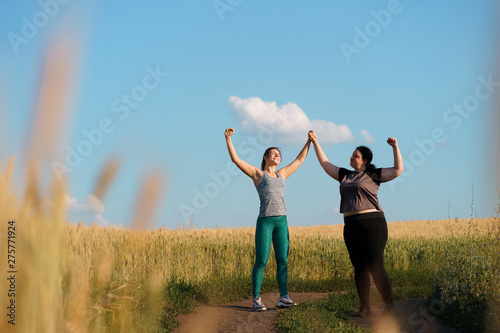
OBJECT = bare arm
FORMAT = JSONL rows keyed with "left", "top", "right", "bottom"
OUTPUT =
{"left": 309, "top": 130, "right": 341, "bottom": 181}
{"left": 278, "top": 135, "right": 312, "bottom": 179}
{"left": 225, "top": 128, "right": 262, "bottom": 184}
{"left": 380, "top": 137, "right": 404, "bottom": 182}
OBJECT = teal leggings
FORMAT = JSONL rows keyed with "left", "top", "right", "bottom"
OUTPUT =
{"left": 252, "top": 215, "right": 289, "bottom": 298}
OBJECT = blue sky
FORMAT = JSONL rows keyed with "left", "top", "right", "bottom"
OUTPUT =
{"left": 1, "top": 0, "right": 498, "bottom": 228}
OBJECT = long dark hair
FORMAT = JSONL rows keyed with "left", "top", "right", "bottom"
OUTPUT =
{"left": 261, "top": 147, "right": 281, "bottom": 170}
{"left": 356, "top": 145, "right": 375, "bottom": 170}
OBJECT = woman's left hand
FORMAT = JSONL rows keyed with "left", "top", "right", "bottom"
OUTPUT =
{"left": 387, "top": 137, "right": 398, "bottom": 147}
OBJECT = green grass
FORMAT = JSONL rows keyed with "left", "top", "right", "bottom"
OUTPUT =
{"left": 276, "top": 292, "right": 371, "bottom": 333}
{"left": 138, "top": 231, "right": 499, "bottom": 332}
{"left": 428, "top": 227, "right": 500, "bottom": 332}
{"left": 274, "top": 233, "right": 500, "bottom": 333}
{"left": 121, "top": 234, "right": 500, "bottom": 332}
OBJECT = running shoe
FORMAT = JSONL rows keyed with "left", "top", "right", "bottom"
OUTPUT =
{"left": 252, "top": 297, "right": 267, "bottom": 311}
{"left": 276, "top": 294, "right": 297, "bottom": 308}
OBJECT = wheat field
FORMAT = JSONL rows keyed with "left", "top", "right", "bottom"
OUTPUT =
{"left": 0, "top": 153, "right": 498, "bottom": 332}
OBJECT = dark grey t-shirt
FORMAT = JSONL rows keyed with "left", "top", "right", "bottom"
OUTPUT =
{"left": 338, "top": 167, "right": 383, "bottom": 213}
{"left": 256, "top": 172, "right": 286, "bottom": 217}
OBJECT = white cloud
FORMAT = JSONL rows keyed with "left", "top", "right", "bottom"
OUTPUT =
{"left": 328, "top": 206, "right": 340, "bottom": 214}
{"left": 360, "top": 129, "right": 375, "bottom": 143}
{"left": 228, "top": 96, "right": 355, "bottom": 145}
{"left": 94, "top": 214, "right": 113, "bottom": 227}
{"left": 65, "top": 193, "right": 114, "bottom": 226}
{"left": 65, "top": 193, "right": 105, "bottom": 214}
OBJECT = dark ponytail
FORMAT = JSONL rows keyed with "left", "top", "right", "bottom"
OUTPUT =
{"left": 356, "top": 145, "right": 375, "bottom": 170}
{"left": 261, "top": 147, "right": 281, "bottom": 170}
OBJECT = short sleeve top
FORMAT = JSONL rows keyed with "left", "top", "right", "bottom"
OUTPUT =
{"left": 338, "top": 167, "right": 383, "bottom": 213}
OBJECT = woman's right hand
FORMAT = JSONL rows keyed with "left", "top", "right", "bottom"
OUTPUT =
{"left": 225, "top": 128, "right": 234, "bottom": 138}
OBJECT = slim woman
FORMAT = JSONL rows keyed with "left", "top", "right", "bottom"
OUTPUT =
{"left": 225, "top": 128, "right": 312, "bottom": 311}
{"left": 309, "top": 130, "right": 403, "bottom": 317}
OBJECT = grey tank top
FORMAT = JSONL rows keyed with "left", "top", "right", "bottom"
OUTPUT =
{"left": 256, "top": 172, "right": 286, "bottom": 217}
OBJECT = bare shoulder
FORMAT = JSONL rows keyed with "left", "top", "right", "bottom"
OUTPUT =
{"left": 276, "top": 167, "right": 290, "bottom": 179}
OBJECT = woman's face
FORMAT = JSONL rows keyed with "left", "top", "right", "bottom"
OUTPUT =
{"left": 265, "top": 149, "right": 281, "bottom": 166}
{"left": 350, "top": 149, "right": 365, "bottom": 170}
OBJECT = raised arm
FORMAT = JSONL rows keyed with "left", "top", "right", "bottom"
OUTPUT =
{"left": 309, "top": 130, "right": 341, "bottom": 181}
{"left": 380, "top": 137, "right": 403, "bottom": 182}
{"left": 277, "top": 134, "right": 312, "bottom": 179}
{"left": 225, "top": 128, "right": 262, "bottom": 184}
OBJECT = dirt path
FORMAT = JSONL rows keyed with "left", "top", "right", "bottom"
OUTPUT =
{"left": 173, "top": 292, "right": 329, "bottom": 333}
{"left": 348, "top": 298, "right": 462, "bottom": 333}
{"left": 173, "top": 293, "right": 462, "bottom": 333}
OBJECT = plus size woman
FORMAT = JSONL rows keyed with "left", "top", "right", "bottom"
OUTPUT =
{"left": 309, "top": 130, "right": 403, "bottom": 317}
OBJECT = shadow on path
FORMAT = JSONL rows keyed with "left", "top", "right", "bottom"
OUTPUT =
{"left": 348, "top": 298, "right": 462, "bottom": 333}
{"left": 174, "top": 294, "right": 463, "bottom": 333}
{"left": 173, "top": 292, "right": 329, "bottom": 333}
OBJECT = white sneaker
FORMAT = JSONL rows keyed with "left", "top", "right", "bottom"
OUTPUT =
{"left": 253, "top": 297, "right": 267, "bottom": 311}
{"left": 276, "top": 294, "right": 296, "bottom": 308}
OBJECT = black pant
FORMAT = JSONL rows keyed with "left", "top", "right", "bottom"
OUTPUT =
{"left": 343, "top": 212, "right": 393, "bottom": 310}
